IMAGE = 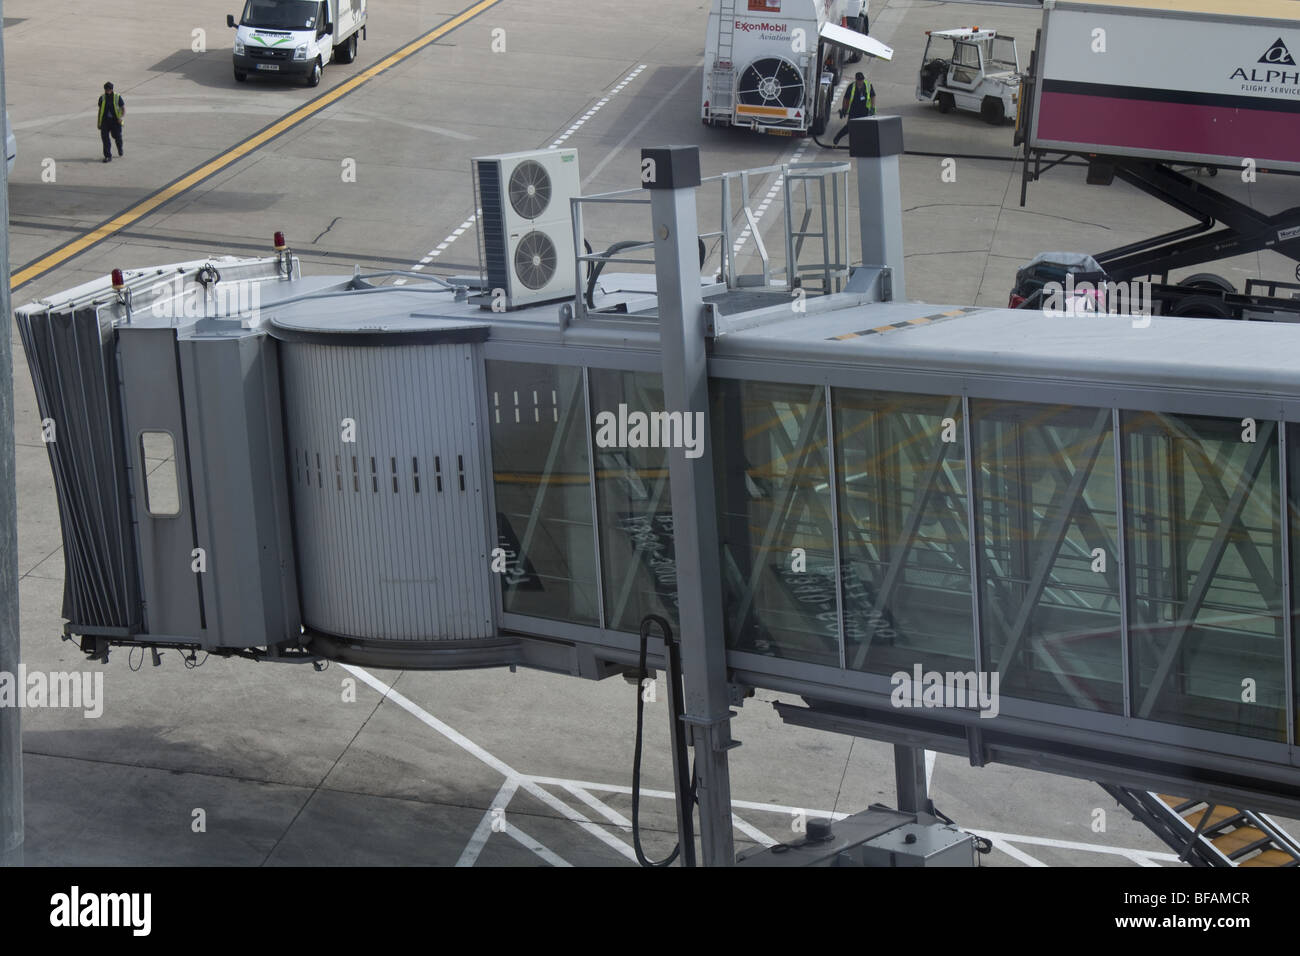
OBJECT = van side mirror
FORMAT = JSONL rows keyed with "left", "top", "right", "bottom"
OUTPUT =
{"left": 227, "top": 14, "right": 236, "bottom": 28}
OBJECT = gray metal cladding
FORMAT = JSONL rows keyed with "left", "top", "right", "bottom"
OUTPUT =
{"left": 280, "top": 340, "right": 495, "bottom": 641}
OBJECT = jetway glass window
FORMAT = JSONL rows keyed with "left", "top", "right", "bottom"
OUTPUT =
{"left": 833, "top": 389, "right": 974, "bottom": 675}
{"left": 973, "top": 402, "right": 1122, "bottom": 713}
{"left": 485, "top": 362, "right": 598, "bottom": 626}
{"left": 589, "top": 370, "right": 679, "bottom": 634}
{"left": 713, "top": 380, "right": 838, "bottom": 667}
{"left": 1123, "top": 412, "right": 1285, "bottom": 741}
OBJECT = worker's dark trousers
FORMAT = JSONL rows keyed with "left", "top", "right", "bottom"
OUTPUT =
{"left": 101, "top": 123, "right": 123, "bottom": 159}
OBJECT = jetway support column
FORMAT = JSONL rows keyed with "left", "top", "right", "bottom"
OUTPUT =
{"left": 850, "top": 116, "right": 906, "bottom": 301}
{"left": 643, "top": 145, "right": 736, "bottom": 866}
{"left": 0, "top": 0, "right": 23, "bottom": 868}
{"left": 894, "top": 745, "right": 929, "bottom": 815}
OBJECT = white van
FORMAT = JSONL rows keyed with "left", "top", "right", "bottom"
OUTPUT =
{"left": 228, "top": 0, "right": 367, "bottom": 87}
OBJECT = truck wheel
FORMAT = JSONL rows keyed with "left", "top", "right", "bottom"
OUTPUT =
{"left": 335, "top": 32, "right": 357, "bottom": 64}
{"left": 1170, "top": 294, "right": 1232, "bottom": 319}
{"left": 233, "top": 69, "right": 247, "bottom": 83}
{"left": 937, "top": 93, "right": 955, "bottom": 114}
{"left": 981, "top": 97, "right": 1005, "bottom": 125}
{"left": 1178, "top": 272, "right": 1235, "bottom": 295}
{"left": 307, "top": 58, "right": 322, "bottom": 87}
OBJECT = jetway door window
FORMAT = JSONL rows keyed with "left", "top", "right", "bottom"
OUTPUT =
{"left": 588, "top": 369, "right": 679, "bottom": 635}
{"left": 712, "top": 379, "right": 838, "bottom": 667}
{"left": 139, "top": 431, "right": 181, "bottom": 517}
{"left": 833, "top": 388, "right": 975, "bottom": 676}
{"left": 486, "top": 361, "right": 598, "bottom": 626}
{"left": 972, "top": 401, "right": 1122, "bottom": 714}
{"left": 1123, "top": 412, "right": 1285, "bottom": 741}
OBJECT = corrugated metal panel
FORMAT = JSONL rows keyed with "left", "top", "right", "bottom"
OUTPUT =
{"left": 280, "top": 340, "right": 495, "bottom": 641}
{"left": 14, "top": 304, "right": 141, "bottom": 633}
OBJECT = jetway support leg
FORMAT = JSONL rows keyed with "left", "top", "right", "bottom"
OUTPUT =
{"left": 894, "top": 745, "right": 929, "bottom": 815}
{"left": 644, "top": 146, "right": 737, "bottom": 866}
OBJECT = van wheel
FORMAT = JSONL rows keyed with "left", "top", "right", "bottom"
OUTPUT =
{"left": 937, "top": 93, "right": 955, "bottom": 114}
{"left": 307, "top": 58, "right": 322, "bottom": 87}
{"left": 335, "top": 32, "right": 358, "bottom": 64}
{"left": 233, "top": 69, "right": 247, "bottom": 83}
{"left": 981, "top": 96, "right": 1005, "bottom": 124}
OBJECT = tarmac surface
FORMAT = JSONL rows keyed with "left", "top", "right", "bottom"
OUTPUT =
{"left": 4, "top": 0, "right": 1299, "bottom": 866}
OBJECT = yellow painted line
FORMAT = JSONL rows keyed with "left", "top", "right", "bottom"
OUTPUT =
{"left": 11, "top": 0, "right": 502, "bottom": 291}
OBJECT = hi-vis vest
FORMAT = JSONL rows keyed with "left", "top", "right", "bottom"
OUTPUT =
{"left": 98, "top": 94, "right": 124, "bottom": 126}
{"left": 845, "top": 83, "right": 872, "bottom": 115}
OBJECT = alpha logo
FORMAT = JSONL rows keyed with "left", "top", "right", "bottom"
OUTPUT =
{"left": 1260, "top": 38, "right": 1296, "bottom": 66}
{"left": 1230, "top": 39, "right": 1300, "bottom": 89}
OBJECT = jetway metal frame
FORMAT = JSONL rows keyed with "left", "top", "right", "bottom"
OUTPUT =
{"left": 16, "top": 120, "right": 1300, "bottom": 865}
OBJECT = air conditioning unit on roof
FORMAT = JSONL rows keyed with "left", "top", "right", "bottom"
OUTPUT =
{"left": 473, "top": 148, "right": 581, "bottom": 310}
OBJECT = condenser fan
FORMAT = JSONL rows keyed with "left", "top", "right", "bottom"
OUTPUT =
{"left": 737, "top": 56, "right": 805, "bottom": 109}
{"left": 514, "top": 231, "right": 557, "bottom": 290}
{"left": 508, "top": 160, "right": 553, "bottom": 219}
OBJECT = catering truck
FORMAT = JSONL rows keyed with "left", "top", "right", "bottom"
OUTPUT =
{"left": 1014, "top": 0, "right": 1300, "bottom": 320}
{"left": 702, "top": 0, "right": 892, "bottom": 136}
{"left": 228, "top": 0, "right": 367, "bottom": 86}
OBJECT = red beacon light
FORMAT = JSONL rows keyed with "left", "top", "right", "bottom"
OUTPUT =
{"left": 273, "top": 231, "right": 287, "bottom": 251}
{"left": 111, "top": 268, "right": 125, "bottom": 289}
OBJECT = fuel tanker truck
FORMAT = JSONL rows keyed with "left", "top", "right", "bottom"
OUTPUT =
{"left": 701, "top": 0, "right": 892, "bottom": 136}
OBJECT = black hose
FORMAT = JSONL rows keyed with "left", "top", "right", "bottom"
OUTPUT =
{"left": 586, "top": 239, "right": 709, "bottom": 309}
{"left": 631, "top": 614, "right": 696, "bottom": 867}
{"left": 586, "top": 240, "right": 647, "bottom": 309}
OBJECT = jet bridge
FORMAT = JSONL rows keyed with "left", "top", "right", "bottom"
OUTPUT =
{"left": 15, "top": 119, "right": 1300, "bottom": 865}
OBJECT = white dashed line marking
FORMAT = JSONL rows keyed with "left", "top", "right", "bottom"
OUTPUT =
{"left": 395, "top": 65, "right": 647, "bottom": 283}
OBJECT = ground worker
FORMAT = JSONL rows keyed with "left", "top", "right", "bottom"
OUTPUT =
{"left": 832, "top": 72, "right": 874, "bottom": 146}
{"left": 97, "top": 82, "right": 125, "bottom": 163}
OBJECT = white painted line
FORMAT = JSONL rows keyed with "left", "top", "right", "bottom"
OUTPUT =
{"left": 732, "top": 812, "right": 778, "bottom": 848}
{"left": 406, "top": 66, "right": 647, "bottom": 281}
{"left": 561, "top": 784, "right": 633, "bottom": 832}
{"left": 925, "top": 750, "right": 936, "bottom": 792}
{"left": 968, "top": 828, "right": 1180, "bottom": 861}
{"left": 342, "top": 666, "right": 638, "bottom": 863}
{"left": 505, "top": 824, "right": 572, "bottom": 867}
{"left": 988, "top": 837, "right": 1048, "bottom": 867}
{"left": 457, "top": 777, "right": 520, "bottom": 867}
{"left": 528, "top": 774, "right": 1178, "bottom": 866}
{"left": 528, "top": 777, "right": 851, "bottom": 822}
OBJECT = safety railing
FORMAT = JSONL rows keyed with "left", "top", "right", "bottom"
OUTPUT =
{"left": 568, "top": 159, "right": 852, "bottom": 324}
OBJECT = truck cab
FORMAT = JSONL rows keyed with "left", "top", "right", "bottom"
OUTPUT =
{"left": 229, "top": 0, "right": 366, "bottom": 86}
{"left": 916, "top": 28, "right": 1020, "bottom": 124}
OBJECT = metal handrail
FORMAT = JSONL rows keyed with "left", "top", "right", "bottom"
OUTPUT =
{"left": 569, "top": 159, "right": 855, "bottom": 322}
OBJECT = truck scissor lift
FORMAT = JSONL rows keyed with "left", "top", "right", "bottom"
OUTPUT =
{"left": 1013, "top": 0, "right": 1300, "bottom": 321}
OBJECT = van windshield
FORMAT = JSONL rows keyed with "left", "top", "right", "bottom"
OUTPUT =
{"left": 240, "top": 0, "right": 320, "bottom": 30}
